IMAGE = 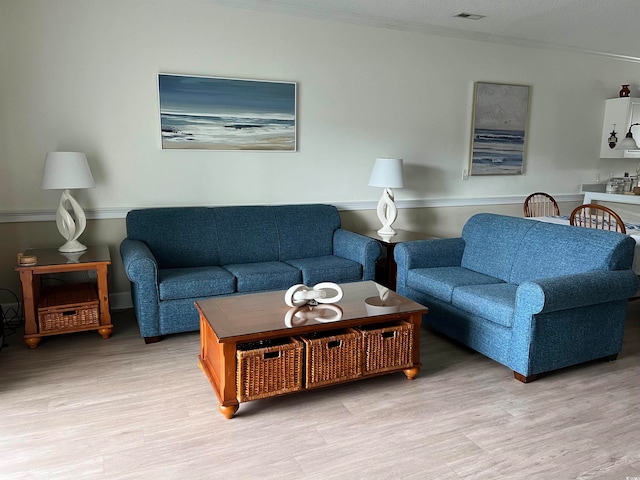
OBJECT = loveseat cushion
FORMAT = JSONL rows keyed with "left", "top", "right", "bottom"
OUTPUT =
{"left": 159, "top": 266, "right": 235, "bottom": 301}
{"left": 285, "top": 255, "right": 362, "bottom": 285}
{"left": 461, "top": 213, "right": 536, "bottom": 282}
{"left": 509, "top": 221, "right": 635, "bottom": 284}
{"left": 223, "top": 261, "right": 301, "bottom": 293}
{"left": 451, "top": 283, "right": 518, "bottom": 328}
{"left": 407, "top": 266, "right": 504, "bottom": 303}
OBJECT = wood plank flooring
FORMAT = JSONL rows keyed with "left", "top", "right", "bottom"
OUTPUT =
{"left": 1, "top": 303, "right": 639, "bottom": 479}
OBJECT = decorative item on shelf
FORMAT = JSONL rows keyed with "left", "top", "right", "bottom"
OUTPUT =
{"left": 608, "top": 124, "right": 618, "bottom": 149}
{"left": 284, "top": 282, "right": 344, "bottom": 307}
{"left": 620, "top": 85, "right": 631, "bottom": 97}
{"left": 615, "top": 123, "right": 640, "bottom": 150}
{"left": 368, "top": 157, "right": 405, "bottom": 237}
{"left": 41, "top": 152, "right": 95, "bottom": 253}
{"left": 17, "top": 253, "right": 37, "bottom": 266}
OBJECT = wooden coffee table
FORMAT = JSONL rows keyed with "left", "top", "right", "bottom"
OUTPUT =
{"left": 196, "top": 281, "right": 427, "bottom": 418}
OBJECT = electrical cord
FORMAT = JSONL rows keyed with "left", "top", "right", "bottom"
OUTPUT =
{"left": 0, "top": 288, "right": 23, "bottom": 353}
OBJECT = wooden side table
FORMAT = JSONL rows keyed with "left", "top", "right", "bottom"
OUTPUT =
{"left": 15, "top": 245, "right": 113, "bottom": 348}
{"left": 358, "top": 230, "right": 437, "bottom": 290}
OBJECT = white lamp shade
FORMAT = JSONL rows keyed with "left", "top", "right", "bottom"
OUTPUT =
{"left": 42, "top": 152, "right": 95, "bottom": 190}
{"left": 616, "top": 135, "right": 640, "bottom": 150}
{"left": 368, "top": 158, "right": 405, "bottom": 188}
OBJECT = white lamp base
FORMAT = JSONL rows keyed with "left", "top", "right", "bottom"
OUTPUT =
{"left": 376, "top": 187, "right": 398, "bottom": 237}
{"left": 58, "top": 239, "right": 88, "bottom": 253}
{"left": 56, "top": 189, "right": 88, "bottom": 253}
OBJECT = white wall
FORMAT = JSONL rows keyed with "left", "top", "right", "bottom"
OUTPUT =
{"left": 2, "top": 0, "right": 640, "bottom": 215}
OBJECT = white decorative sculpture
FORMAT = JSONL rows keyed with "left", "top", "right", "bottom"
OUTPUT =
{"left": 284, "top": 282, "right": 344, "bottom": 307}
{"left": 364, "top": 283, "right": 401, "bottom": 315}
{"left": 284, "top": 304, "right": 343, "bottom": 328}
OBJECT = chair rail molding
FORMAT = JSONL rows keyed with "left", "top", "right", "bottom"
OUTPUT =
{"left": 0, "top": 194, "right": 585, "bottom": 223}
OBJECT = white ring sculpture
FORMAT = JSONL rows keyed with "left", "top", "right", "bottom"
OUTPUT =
{"left": 284, "top": 304, "right": 343, "bottom": 328}
{"left": 284, "top": 282, "right": 344, "bottom": 307}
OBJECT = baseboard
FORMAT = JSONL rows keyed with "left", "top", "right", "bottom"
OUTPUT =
{"left": 109, "top": 291, "right": 133, "bottom": 311}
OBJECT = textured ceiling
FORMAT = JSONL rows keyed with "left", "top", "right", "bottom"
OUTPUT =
{"left": 204, "top": 0, "right": 640, "bottom": 60}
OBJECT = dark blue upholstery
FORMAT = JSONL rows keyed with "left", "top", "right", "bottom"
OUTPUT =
{"left": 395, "top": 213, "right": 639, "bottom": 380}
{"left": 120, "top": 204, "right": 382, "bottom": 340}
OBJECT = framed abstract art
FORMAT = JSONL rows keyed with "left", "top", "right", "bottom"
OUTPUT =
{"left": 469, "top": 82, "right": 530, "bottom": 175}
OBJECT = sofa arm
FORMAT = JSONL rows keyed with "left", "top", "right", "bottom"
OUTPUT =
{"left": 120, "top": 238, "right": 159, "bottom": 283}
{"left": 516, "top": 270, "right": 640, "bottom": 315}
{"left": 119, "top": 238, "right": 162, "bottom": 339}
{"left": 333, "top": 229, "right": 382, "bottom": 281}
{"left": 395, "top": 238, "right": 465, "bottom": 294}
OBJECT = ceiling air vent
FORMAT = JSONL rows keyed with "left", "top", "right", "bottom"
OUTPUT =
{"left": 454, "top": 12, "right": 486, "bottom": 20}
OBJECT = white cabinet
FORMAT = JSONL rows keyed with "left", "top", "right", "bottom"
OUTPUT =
{"left": 600, "top": 97, "right": 640, "bottom": 158}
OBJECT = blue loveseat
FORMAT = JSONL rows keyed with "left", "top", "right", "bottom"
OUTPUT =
{"left": 120, "top": 204, "right": 382, "bottom": 343}
{"left": 395, "top": 213, "right": 638, "bottom": 382}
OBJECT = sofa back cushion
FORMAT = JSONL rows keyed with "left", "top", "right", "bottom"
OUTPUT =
{"left": 273, "top": 204, "right": 340, "bottom": 260}
{"left": 461, "top": 213, "right": 536, "bottom": 282}
{"left": 126, "top": 207, "right": 220, "bottom": 268}
{"left": 214, "top": 206, "right": 280, "bottom": 265}
{"left": 509, "top": 221, "right": 635, "bottom": 284}
{"left": 125, "top": 204, "right": 342, "bottom": 269}
{"left": 460, "top": 213, "right": 635, "bottom": 285}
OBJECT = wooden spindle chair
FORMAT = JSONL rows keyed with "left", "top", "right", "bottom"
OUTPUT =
{"left": 523, "top": 192, "right": 560, "bottom": 217}
{"left": 569, "top": 204, "right": 626, "bottom": 234}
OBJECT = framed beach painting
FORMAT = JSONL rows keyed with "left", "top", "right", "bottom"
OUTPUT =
{"left": 158, "top": 73, "right": 297, "bottom": 151}
{"left": 469, "top": 82, "right": 530, "bottom": 175}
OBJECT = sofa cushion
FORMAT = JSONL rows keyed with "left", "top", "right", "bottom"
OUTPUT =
{"left": 273, "top": 205, "right": 340, "bottom": 260}
{"left": 285, "top": 255, "right": 362, "bottom": 285}
{"left": 126, "top": 207, "right": 220, "bottom": 268}
{"left": 509, "top": 221, "right": 635, "bottom": 284}
{"left": 451, "top": 283, "right": 518, "bottom": 328}
{"left": 461, "top": 213, "right": 537, "bottom": 282}
{"left": 407, "top": 266, "right": 504, "bottom": 303}
{"left": 158, "top": 266, "right": 235, "bottom": 301}
{"left": 214, "top": 206, "right": 280, "bottom": 265}
{"left": 223, "top": 261, "right": 301, "bottom": 293}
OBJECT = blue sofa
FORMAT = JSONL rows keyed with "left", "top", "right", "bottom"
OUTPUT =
{"left": 120, "top": 204, "right": 382, "bottom": 343}
{"left": 395, "top": 213, "right": 638, "bottom": 382}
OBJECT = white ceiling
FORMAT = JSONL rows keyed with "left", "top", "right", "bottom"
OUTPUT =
{"left": 204, "top": 0, "right": 640, "bottom": 61}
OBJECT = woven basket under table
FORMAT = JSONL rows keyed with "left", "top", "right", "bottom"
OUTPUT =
{"left": 302, "top": 328, "right": 362, "bottom": 388}
{"left": 236, "top": 337, "right": 304, "bottom": 402}
{"left": 359, "top": 321, "right": 414, "bottom": 375}
{"left": 38, "top": 283, "right": 99, "bottom": 333}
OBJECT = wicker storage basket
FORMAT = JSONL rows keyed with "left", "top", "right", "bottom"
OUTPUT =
{"left": 302, "top": 328, "right": 362, "bottom": 388}
{"left": 38, "top": 283, "right": 99, "bottom": 333}
{"left": 359, "top": 321, "right": 414, "bottom": 374}
{"left": 236, "top": 337, "right": 304, "bottom": 402}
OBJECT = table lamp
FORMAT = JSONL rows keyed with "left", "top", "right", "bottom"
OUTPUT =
{"left": 368, "top": 157, "right": 405, "bottom": 238}
{"left": 42, "top": 152, "right": 95, "bottom": 252}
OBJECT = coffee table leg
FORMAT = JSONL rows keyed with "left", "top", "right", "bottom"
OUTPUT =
{"left": 403, "top": 367, "right": 420, "bottom": 380}
{"left": 218, "top": 403, "right": 239, "bottom": 419}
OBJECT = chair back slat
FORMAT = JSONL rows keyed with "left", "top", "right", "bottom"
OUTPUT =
{"left": 523, "top": 192, "right": 560, "bottom": 217}
{"left": 569, "top": 204, "right": 626, "bottom": 234}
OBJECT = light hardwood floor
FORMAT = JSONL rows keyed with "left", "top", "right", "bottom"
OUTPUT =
{"left": 1, "top": 303, "right": 639, "bottom": 480}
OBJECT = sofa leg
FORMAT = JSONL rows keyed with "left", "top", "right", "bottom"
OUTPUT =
{"left": 603, "top": 354, "right": 618, "bottom": 362}
{"left": 144, "top": 336, "right": 161, "bottom": 344}
{"left": 513, "top": 371, "right": 538, "bottom": 383}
